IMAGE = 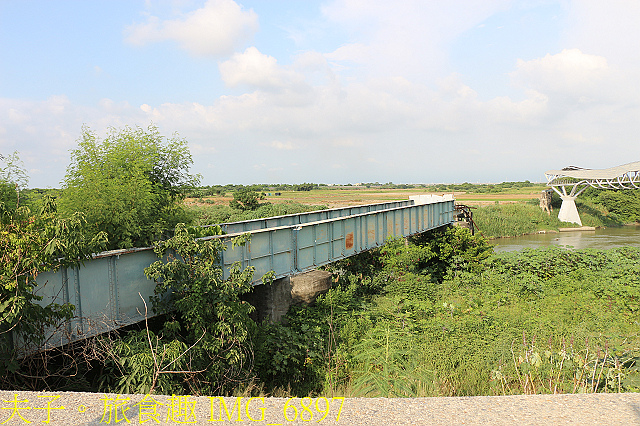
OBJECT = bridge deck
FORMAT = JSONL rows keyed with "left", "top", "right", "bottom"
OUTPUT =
{"left": 26, "top": 195, "right": 454, "bottom": 353}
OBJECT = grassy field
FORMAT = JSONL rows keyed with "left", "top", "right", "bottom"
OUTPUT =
{"left": 185, "top": 185, "right": 547, "bottom": 209}
{"left": 184, "top": 183, "right": 628, "bottom": 239}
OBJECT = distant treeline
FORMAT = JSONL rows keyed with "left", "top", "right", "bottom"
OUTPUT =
{"left": 180, "top": 180, "right": 543, "bottom": 198}
{"left": 431, "top": 180, "right": 540, "bottom": 193}
{"left": 23, "top": 180, "right": 544, "bottom": 198}
{"left": 183, "top": 183, "right": 317, "bottom": 197}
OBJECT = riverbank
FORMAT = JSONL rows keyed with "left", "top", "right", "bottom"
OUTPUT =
{"left": 472, "top": 202, "right": 571, "bottom": 239}
{"left": 492, "top": 224, "right": 640, "bottom": 252}
{"left": 488, "top": 226, "right": 597, "bottom": 241}
{"left": 472, "top": 200, "right": 624, "bottom": 239}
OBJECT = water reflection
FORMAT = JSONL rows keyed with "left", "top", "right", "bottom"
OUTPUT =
{"left": 491, "top": 225, "right": 640, "bottom": 252}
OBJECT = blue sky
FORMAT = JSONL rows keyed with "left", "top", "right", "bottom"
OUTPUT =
{"left": 2, "top": 0, "right": 640, "bottom": 187}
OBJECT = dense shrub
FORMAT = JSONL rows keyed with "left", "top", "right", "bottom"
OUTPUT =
{"left": 60, "top": 125, "right": 199, "bottom": 249}
{"left": 473, "top": 203, "right": 568, "bottom": 238}
{"left": 260, "top": 229, "right": 640, "bottom": 397}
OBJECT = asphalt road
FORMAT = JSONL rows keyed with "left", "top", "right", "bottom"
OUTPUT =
{"left": 1, "top": 391, "right": 640, "bottom": 425}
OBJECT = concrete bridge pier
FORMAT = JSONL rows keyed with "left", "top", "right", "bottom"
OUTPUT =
{"left": 557, "top": 194, "right": 582, "bottom": 226}
{"left": 549, "top": 184, "right": 588, "bottom": 226}
{"left": 244, "top": 270, "right": 333, "bottom": 323}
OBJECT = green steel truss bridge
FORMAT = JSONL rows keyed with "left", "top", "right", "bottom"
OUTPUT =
{"left": 21, "top": 195, "right": 455, "bottom": 354}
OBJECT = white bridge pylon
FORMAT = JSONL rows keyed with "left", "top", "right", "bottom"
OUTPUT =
{"left": 545, "top": 161, "right": 640, "bottom": 225}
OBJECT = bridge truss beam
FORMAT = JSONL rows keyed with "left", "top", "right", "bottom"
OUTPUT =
{"left": 23, "top": 196, "right": 455, "bottom": 355}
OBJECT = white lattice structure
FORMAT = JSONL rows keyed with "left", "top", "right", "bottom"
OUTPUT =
{"left": 545, "top": 161, "right": 640, "bottom": 225}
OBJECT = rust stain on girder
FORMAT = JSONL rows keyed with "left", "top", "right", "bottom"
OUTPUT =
{"left": 345, "top": 232, "right": 354, "bottom": 250}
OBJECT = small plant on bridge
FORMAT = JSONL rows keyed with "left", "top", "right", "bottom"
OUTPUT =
{"left": 100, "top": 224, "right": 259, "bottom": 395}
{"left": 1, "top": 153, "right": 107, "bottom": 384}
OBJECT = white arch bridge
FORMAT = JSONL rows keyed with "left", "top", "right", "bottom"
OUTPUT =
{"left": 545, "top": 161, "right": 640, "bottom": 225}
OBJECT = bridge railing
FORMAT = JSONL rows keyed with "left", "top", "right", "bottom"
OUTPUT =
{"left": 24, "top": 196, "right": 454, "bottom": 353}
{"left": 208, "top": 200, "right": 413, "bottom": 234}
{"left": 214, "top": 196, "right": 454, "bottom": 281}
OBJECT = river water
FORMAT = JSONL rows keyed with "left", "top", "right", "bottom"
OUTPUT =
{"left": 491, "top": 225, "right": 640, "bottom": 252}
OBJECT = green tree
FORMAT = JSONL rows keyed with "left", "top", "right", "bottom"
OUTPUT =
{"left": 97, "top": 224, "right": 259, "bottom": 395}
{"left": 60, "top": 125, "right": 200, "bottom": 249}
{"left": 0, "top": 151, "right": 29, "bottom": 221}
{"left": 146, "top": 225, "right": 258, "bottom": 394}
{"left": 596, "top": 190, "right": 640, "bottom": 223}
{"left": 293, "top": 183, "right": 315, "bottom": 191}
{"left": 229, "top": 188, "right": 265, "bottom": 211}
{"left": 1, "top": 156, "right": 107, "bottom": 378}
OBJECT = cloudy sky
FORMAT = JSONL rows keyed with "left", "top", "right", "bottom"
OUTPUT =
{"left": 2, "top": 0, "right": 640, "bottom": 187}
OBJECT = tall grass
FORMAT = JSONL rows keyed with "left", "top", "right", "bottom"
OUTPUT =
{"left": 473, "top": 200, "right": 622, "bottom": 239}
{"left": 262, "top": 231, "right": 640, "bottom": 397}
{"left": 473, "top": 203, "right": 568, "bottom": 238}
{"left": 334, "top": 246, "right": 640, "bottom": 396}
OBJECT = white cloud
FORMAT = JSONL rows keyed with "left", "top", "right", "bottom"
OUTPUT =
{"left": 190, "top": 143, "right": 217, "bottom": 154}
{"left": 7, "top": 1, "right": 640, "bottom": 187}
{"left": 509, "top": 48, "right": 640, "bottom": 136}
{"left": 268, "top": 141, "right": 296, "bottom": 150}
{"left": 321, "top": 0, "right": 512, "bottom": 81}
{"left": 511, "top": 49, "right": 610, "bottom": 98}
{"left": 325, "top": 43, "right": 373, "bottom": 64}
{"left": 485, "top": 91, "right": 549, "bottom": 125}
{"left": 125, "top": 0, "right": 258, "bottom": 57}
{"left": 219, "top": 47, "right": 293, "bottom": 89}
{"left": 293, "top": 51, "right": 330, "bottom": 71}
{"left": 219, "top": 47, "right": 316, "bottom": 107}
{"left": 8, "top": 56, "right": 639, "bottom": 188}
{"left": 8, "top": 108, "right": 30, "bottom": 124}
{"left": 564, "top": 1, "right": 640, "bottom": 69}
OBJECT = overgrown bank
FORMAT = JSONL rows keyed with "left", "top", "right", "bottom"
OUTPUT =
{"left": 7, "top": 222, "right": 640, "bottom": 397}
{"left": 472, "top": 188, "right": 640, "bottom": 239}
{"left": 5, "top": 136, "right": 640, "bottom": 397}
{"left": 264, "top": 228, "right": 640, "bottom": 396}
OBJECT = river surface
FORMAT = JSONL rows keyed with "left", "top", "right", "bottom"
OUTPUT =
{"left": 491, "top": 225, "right": 640, "bottom": 252}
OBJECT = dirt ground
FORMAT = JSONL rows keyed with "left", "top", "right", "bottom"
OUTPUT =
{"left": 453, "top": 192, "right": 541, "bottom": 207}
{"left": 185, "top": 188, "right": 542, "bottom": 209}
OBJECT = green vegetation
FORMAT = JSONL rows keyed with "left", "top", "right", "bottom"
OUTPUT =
{"left": 4, "top": 144, "right": 640, "bottom": 400}
{"left": 473, "top": 203, "right": 568, "bottom": 238}
{"left": 185, "top": 181, "right": 542, "bottom": 198}
{"left": 0, "top": 153, "right": 107, "bottom": 383}
{"left": 253, "top": 228, "right": 640, "bottom": 396}
{"left": 99, "top": 224, "right": 260, "bottom": 395}
{"left": 293, "top": 183, "right": 316, "bottom": 191}
{"left": 229, "top": 187, "right": 266, "bottom": 211}
{"left": 59, "top": 125, "right": 200, "bottom": 249}
{"left": 186, "top": 183, "right": 321, "bottom": 198}
{"left": 581, "top": 187, "right": 640, "bottom": 224}
{"left": 188, "top": 202, "right": 328, "bottom": 226}
{"left": 431, "top": 180, "right": 543, "bottom": 193}
{"left": 0, "top": 152, "right": 29, "bottom": 220}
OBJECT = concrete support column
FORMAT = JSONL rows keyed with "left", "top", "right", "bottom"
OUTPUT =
{"left": 551, "top": 184, "right": 588, "bottom": 226}
{"left": 557, "top": 195, "right": 582, "bottom": 226}
{"left": 245, "top": 270, "right": 332, "bottom": 323}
